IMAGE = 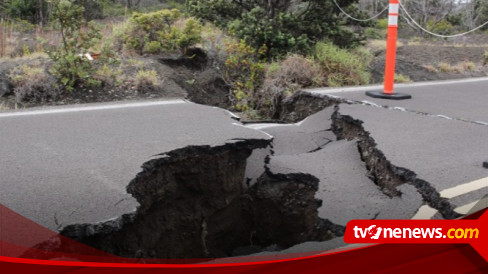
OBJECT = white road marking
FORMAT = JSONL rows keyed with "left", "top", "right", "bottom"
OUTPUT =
{"left": 412, "top": 205, "right": 438, "bottom": 220}
{"left": 232, "top": 123, "right": 274, "bottom": 139}
{"left": 412, "top": 177, "right": 488, "bottom": 219}
{"left": 455, "top": 200, "right": 481, "bottom": 215}
{"left": 440, "top": 177, "right": 488, "bottom": 199}
{"left": 306, "top": 77, "right": 488, "bottom": 94}
{"left": 0, "top": 99, "right": 187, "bottom": 118}
{"left": 246, "top": 123, "right": 295, "bottom": 130}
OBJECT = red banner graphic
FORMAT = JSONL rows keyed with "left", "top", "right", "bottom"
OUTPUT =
{"left": 1, "top": 203, "right": 487, "bottom": 272}
{"left": 345, "top": 210, "right": 488, "bottom": 261}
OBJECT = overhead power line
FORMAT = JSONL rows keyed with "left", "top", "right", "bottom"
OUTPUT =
{"left": 398, "top": 0, "right": 488, "bottom": 38}
{"left": 332, "top": 0, "right": 388, "bottom": 22}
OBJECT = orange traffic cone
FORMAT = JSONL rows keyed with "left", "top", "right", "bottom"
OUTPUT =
{"left": 366, "top": 0, "right": 411, "bottom": 100}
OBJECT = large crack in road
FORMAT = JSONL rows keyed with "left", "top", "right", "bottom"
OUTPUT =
{"left": 50, "top": 139, "right": 340, "bottom": 259}
{"left": 332, "top": 106, "right": 461, "bottom": 219}
{"left": 28, "top": 91, "right": 475, "bottom": 259}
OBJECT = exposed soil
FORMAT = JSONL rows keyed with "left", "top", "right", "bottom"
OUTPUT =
{"left": 2, "top": 34, "right": 487, "bottom": 111}
{"left": 370, "top": 35, "right": 488, "bottom": 83}
{"left": 0, "top": 48, "right": 231, "bottom": 110}
{"left": 32, "top": 139, "right": 339, "bottom": 259}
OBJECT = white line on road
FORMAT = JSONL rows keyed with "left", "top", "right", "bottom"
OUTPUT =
{"left": 246, "top": 123, "right": 295, "bottom": 130}
{"left": 232, "top": 123, "right": 274, "bottom": 139}
{"left": 306, "top": 77, "right": 488, "bottom": 94}
{"left": 0, "top": 99, "right": 187, "bottom": 118}
{"left": 412, "top": 205, "right": 438, "bottom": 220}
{"left": 455, "top": 200, "right": 482, "bottom": 215}
{"left": 440, "top": 177, "right": 488, "bottom": 199}
{"left": 412, "top": 176, "right": 488, "bottom": 219}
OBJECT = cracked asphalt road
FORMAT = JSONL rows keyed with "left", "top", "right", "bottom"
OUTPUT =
{"left": 307, "top": 77, "right": 488, "bottom": 219}
{"left": 0, "top": 100, "right": 270, "bottom": 231}
{"left": 1, "top": 77, "right": 487, "bottom": 257}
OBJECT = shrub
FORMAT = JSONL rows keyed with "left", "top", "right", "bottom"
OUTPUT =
{"left": 438, "top": 62, "right": 454, "bottom": 73}
{"left": 175, "top": 18, "right": 202, "bottom": 53}
{"left": 422, "top": 64, "right": 438, "bottom": 73}
{"left": 484, "top": 49, "right": 488, "bottom": 65}
{"left": 135, "top": 69, "right": 159, "bottom": 92}
{"left": 394, "top": 74, "right": 412, "bottom": 83}
{"left": 121, "top": 9, "right": 202, "bottom": 55}
{"left": 365, "top": 27, "right": 385, "bottom": 39}
{"left": 48, "top": 0, "right": 102, "bottom": 91}
{"left": 189, "top": 0, "right": 365, "bottom": 59}
{"left": 427, "top": 20, "right": 454, "bottom": 35}
{"left": 268, "top": 54, "right": 322, "bottom": 88}
{"left": 200, "top": 23, "right": 232, "bottom": 69}
{"left": 257, "top": 54, "right": 322, "bottom": 118}
{"left": 145, "top": 41, "right": 162, "bottom": 54}
{"left": 314, "top": 42, "right": 372, "bottom": 87}
{"left": 457, "top": 61, "right": 476, "bottom": 72}
{"left": 223, "top": 40, "right": 266, "bottom": 112}
{"left": 9, "top": 63, "right": 58, "bottom": 103}
{"left": 94, "top": 64, "right": 123, "bottom": 87}
{"left": 376, "top": 18, "right": 388, "bottom": 29}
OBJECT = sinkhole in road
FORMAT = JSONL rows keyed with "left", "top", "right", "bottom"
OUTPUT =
{"left": 58, "top": 140, "right": 342, "bottom": 259}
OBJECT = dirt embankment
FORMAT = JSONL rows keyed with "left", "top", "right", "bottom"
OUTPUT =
{"left": 370, "top": 35, "right": 488, "bottom": 83}
{"left": 0, "top": 48, "right": 231, "bottom": 110}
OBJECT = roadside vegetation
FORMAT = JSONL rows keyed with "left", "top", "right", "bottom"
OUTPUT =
{"left": 0, "top": 0, "right": 487, "bottom": 119}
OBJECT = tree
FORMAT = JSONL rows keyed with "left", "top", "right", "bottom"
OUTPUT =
{"left": 75, "top": 0, "right": 104, "bottom": 20}
{"left": 188, "top": 0, "right": 366, "bottom": 58}
{"left": 401, "top": 0, "right": 456, "bottom": 36}
{"left": 464, "top": 0, "right": 488, "bottom": 30}
{"left": 4, "top": 0, "right": 51, "bottom": 25}
{"left": 0, "top": 1, "right": 10, "bottom": 18}
{"left": 48, "top": 0, "right": 102, "bottom": 91}
{"left": 126, "top": 0, "right": 142, "bottom": 9}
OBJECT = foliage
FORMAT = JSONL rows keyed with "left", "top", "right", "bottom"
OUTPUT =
{"left": 364, "top": 27, "right": 384, "bottom": 39}
{"left": 100, "top": 0, "right": 126, "bottom": 17}
{"left": 135, "top": 69, "right": 159, "bottom": 92}
{"left": 8, "top": 63, "right": 59, "bottom": 103}
{"left": 47, "top": 0, "right": 102, "bottom": 91}
{"left": 426, "top": 19, "right": 454, "bottom": 35}
{"left": 468, "top": 0, "right": 488, "bottom": 30}
{"left": 314, "top": 42, "right": 371, "bottom": 87}
{"left": 121, "top": 9, "right": 202, "bottom": 54}
{"left": 188, "top": 0, "right": 365, "bottom": 58}
{"left": 394, "top": 74, "right": 412, "bottom": 83}
{"left": 257, "top": 54, "right": 322, "bottom": 118}
{"left": 223, "top": 39, "right": 266, "bottom": 111}
{"left": 376, "top": 18, "right": 388, "bottom": 29}
{"left": 457, "top": 61, "right": 476, "bottom": 72}
{"left": 5, "top": 0, "right": 43, "bottom": 24}
{"left": 421, "top": 64, "right": 438, "bottom": 73}
{"left": 438, "top": 62, "right": 454, "bottom": 73}
{"left": 94, "top": 64, "right": 123, "bottom": 86}
{"left": 76, "top": 0, "right": 104, "bottom": 20}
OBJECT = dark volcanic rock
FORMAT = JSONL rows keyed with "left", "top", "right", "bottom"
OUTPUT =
{"left": 59, "top": 139, "right": 337, "bottom": 259}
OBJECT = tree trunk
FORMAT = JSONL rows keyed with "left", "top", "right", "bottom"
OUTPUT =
{"left": 38, "top": 0, "right": 44, "bottom": 27}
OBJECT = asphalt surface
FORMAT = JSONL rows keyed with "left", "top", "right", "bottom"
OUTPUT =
{"left": 268, "top": 140, "right": 422, "bottom": 225}
{"left": 307, "top": 77, "right": 488, "bottom": 124}
{"left": 0, "top": 99, "right": 270, "bottom": 231}
{"left": 1, "top": 77, "right": 487, "bottom": 257}
{"left": 308, "top": 78, "right": 488, "bottom": 218}
{"left": 249, "top": 109, "right": 422, "bottom": 225}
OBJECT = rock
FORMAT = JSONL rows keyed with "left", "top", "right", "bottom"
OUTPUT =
{"left": 0, "top": 75, "right": 14, "bottom": 97}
